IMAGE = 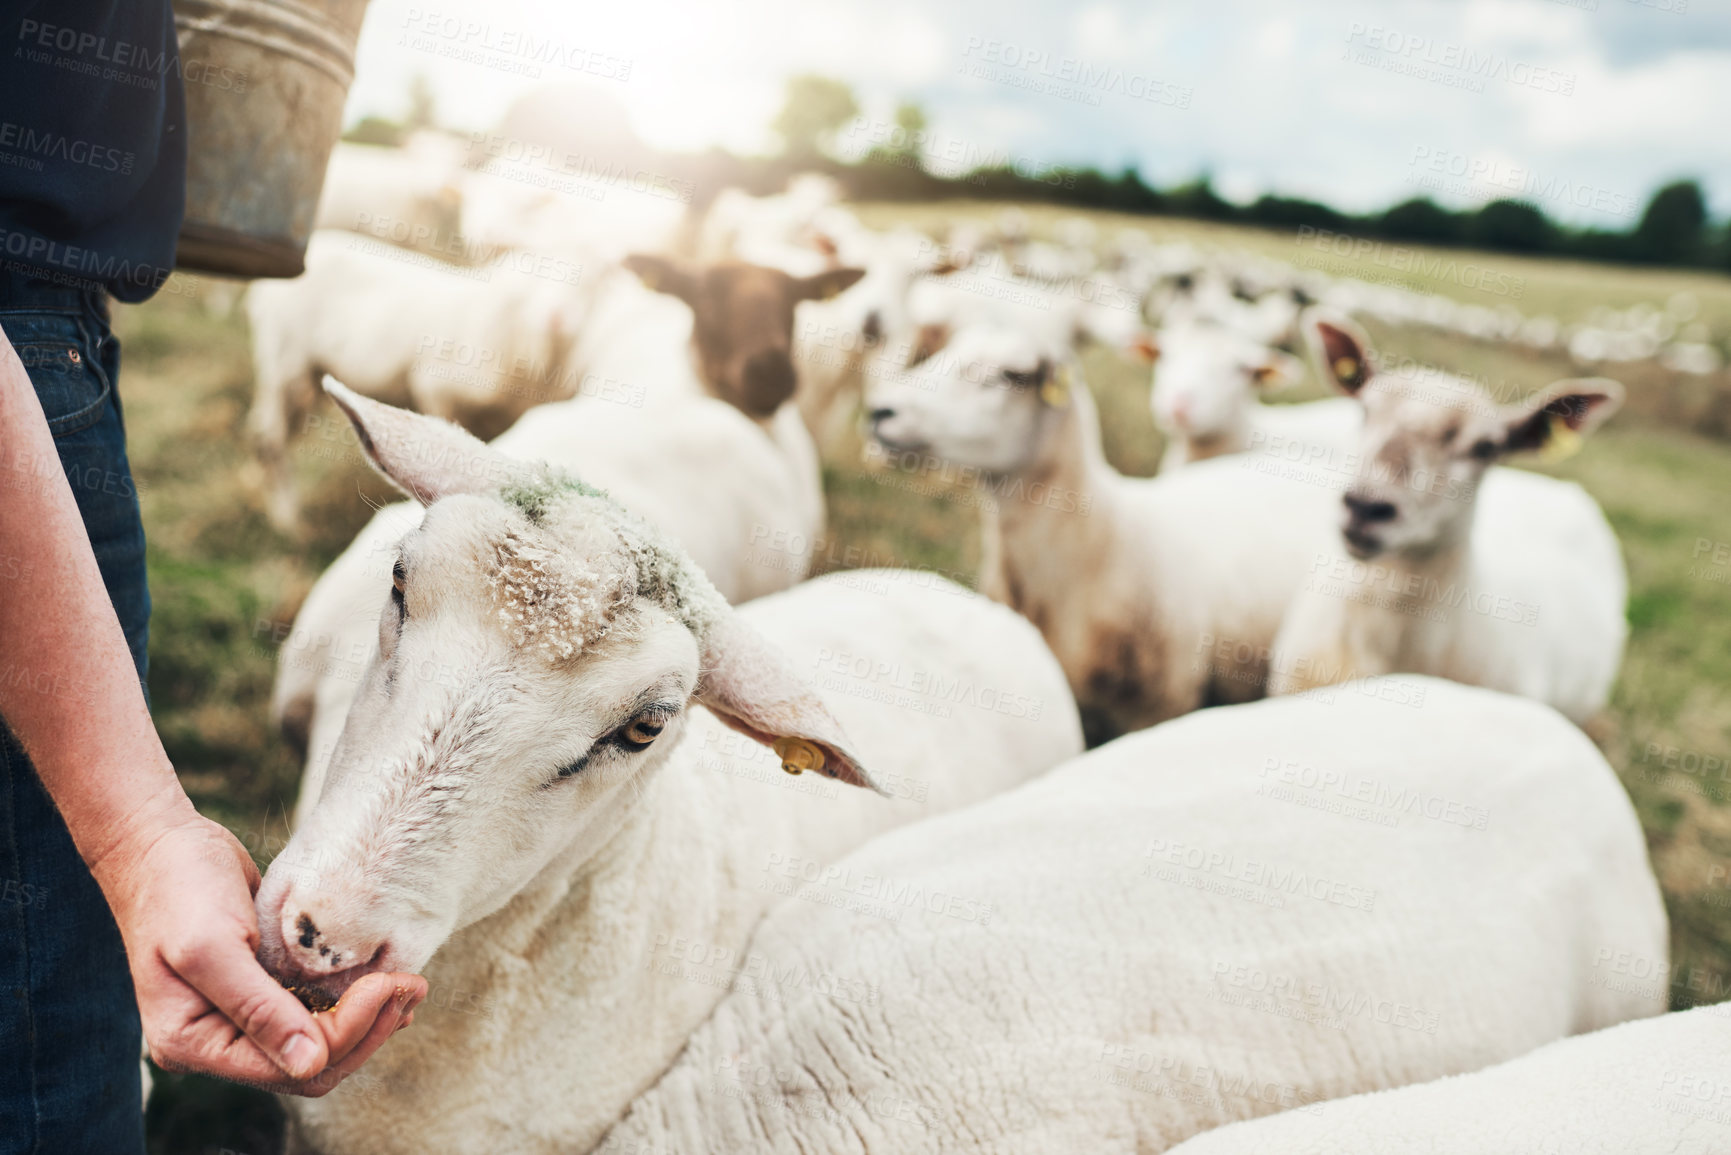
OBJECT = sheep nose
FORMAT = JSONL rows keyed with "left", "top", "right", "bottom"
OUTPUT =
{"left": 862, "top": 310, "right": 884, "bottom": 344}
{"left": 1343, "top": 492, "right": 1398, "bottom": 523}
{"left": 281, "top": 905, "right": 373, "bottom": 976}
{"left": 741, "top": 349, "right": 796, "bottom": 408}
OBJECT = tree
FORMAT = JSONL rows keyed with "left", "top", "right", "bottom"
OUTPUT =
{"left": 1632, "top": 180, "right": 1708, "bottom": 265}
{"left": 406, "top": 73, "right": 437, "bottom": 132}
{"left": 1378, "top": 197, "right": 1462, "bottom": 245}
{"left": 772, "top": 75, "right": 859, "bottom": 160}
{"left": 1464, "top": 199, "right": 1552, "bottom": 252}
{"left": 1166, "top": 175, "right": 1234, "bottom": 220}
{"left": 890, "top": 101, "right": 927, "bottom": 158}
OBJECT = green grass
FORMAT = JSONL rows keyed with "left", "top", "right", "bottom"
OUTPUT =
{"left": 114, "top": 206, "right": 1731, "bottom": 1149}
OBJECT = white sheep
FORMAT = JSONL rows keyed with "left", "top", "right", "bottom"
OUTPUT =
{"left": 696, "top": 175, "right": 847, "bottom": 269}
{"left": 312, "top": 136, "right": 467, "bottom": 256}
{"left": 793, "top": 227, "right": 947, "bottom": 447}
{"left": 1268, "top": 311, "right": 1628, "bottom": 724}
{"left": 905, "top": 248, "right": 1151, "bottom": 362}
{"left": 864, "top": 324, "right": 1341, "bottom": 744}
{"left": 246, "top": 233, "right": 860, "bottom": 532}
{"left": 244, "top": 230, "right": 600, "bottom": 530}
{"left": 269, "top": 255, "right": 862, "bottom": 780}
{"left": 257, "top": 383, "right": 1083, "bottom": 1155}
{"left": 454, "top": 131, "right": 691, "bottom": 266}
{"left": 1148, "top": 317, "right": 1359, "bottom": 472}
{"left": 604, "top": 676, "right": 1666, "bottom": 1155}
{"left": 272, "top": 380, "right": 825, "bottom": 827}
{"left": 1168, "top": 1005, "right": 1728, "bottom": 1155}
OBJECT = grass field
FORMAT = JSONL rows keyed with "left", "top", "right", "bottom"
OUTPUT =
{"left": 119, "top": 205, "right": 1731, "bottom": 1151}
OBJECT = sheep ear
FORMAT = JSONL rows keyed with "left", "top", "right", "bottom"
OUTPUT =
{"left": 1127, "top": 331, "right": 1160, "bottom": 364}
{"left": 1251, "top": 350, "right": 1305, "bottom": 391}
{"left": 623, "top": 254, "right": 700, "bottom": 305}
{"left": 795, "top": 267, "right": 866, "bottom": 302}
{"left": 907, "top": 323, "right": 951, "bottom": 367}
{"left": 1499, "top": 378, "right": 1624, "bottom": 460}
{"left": 322, "top": 376, "right": 520, "bottom": 505}
{"left": 1304, "top": 310, "right": 1375, "bottom": 395}
{"left": 696, "top": 615, "right": 883, "bottom": 795}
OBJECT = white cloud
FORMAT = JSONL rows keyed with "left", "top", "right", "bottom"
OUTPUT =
{"left": 343, "top": 0, "right": 1729, "bottom": 222}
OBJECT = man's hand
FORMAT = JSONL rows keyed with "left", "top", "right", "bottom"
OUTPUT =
{"left": 91, "top": 811, "right": 427, "bottom": 1096}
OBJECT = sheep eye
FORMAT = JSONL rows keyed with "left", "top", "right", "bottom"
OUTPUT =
{"left": 1002, "top": 366, "right": 1043, "bottom": 389}
{"left": 616, "top": 713, "right": 667, "bottom": 751}
{"left": 1469, "top": 438, "right": 1499, "bottom": 460}
{"left": 390, "top": 559, "right": 407, "bottom": 620}
{"left": 552, "top": 709, "right": 674, "bottom": 784}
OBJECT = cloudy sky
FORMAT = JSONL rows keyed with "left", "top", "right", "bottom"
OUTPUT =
{"left": 346, "top": 0, "right": 1731, "bottom": 225}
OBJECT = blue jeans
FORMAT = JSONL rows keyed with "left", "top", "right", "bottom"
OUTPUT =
{"left": 0, "top": 271, "right": 150, "bottom": 1154}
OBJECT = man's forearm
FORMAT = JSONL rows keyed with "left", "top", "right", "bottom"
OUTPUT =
{"left": 0, "top": 322, "right": 193, "bottom": 878}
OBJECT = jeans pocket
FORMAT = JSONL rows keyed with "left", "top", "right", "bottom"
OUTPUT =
{"left": 2, "top": 310, "right": 113, "bottom": 438}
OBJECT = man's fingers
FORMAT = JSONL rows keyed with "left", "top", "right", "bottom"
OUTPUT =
{"left": 328, "top": 980, "right": 424, "bottom": 1075}
{"left": 277, "top": 974, "right": 426, "bottom": 1099}
{"left": 312, "top": 973, "right": 419, "bottom": 1069}
{"left": 148, "top": 1009, "right": 314, "bottom": 1089}
{"left": 166, "top": 933, "right": 327, "bottom": 1080}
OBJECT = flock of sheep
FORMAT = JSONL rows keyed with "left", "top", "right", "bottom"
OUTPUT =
{"left": 232, "top": 105, "right": 1719, "bottom": 1155}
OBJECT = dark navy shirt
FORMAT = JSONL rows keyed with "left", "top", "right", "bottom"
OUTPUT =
{"left": 0, "top": 1, "right": 186, "bottom": 302}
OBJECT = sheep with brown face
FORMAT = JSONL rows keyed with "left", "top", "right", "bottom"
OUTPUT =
{"left": 620, "top": 254, "right": 863, "bottom": 419}
{"left": 1267, "top": 310, "right": 1627, "bottom": 723}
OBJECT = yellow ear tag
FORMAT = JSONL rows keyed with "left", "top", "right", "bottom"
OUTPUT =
{"left": 773, "top": 736, "right": 825, "bottom": 776}
{"left": 1039, "top": 365, "right": 1072, "bottom": 408}
{"left": 1539, "top": 421, "right": 1582, "bottom": 464}
{"left": 1333, "top": 357, "right": 1360, "bottom": 384}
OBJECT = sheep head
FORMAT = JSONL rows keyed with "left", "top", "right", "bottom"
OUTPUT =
{"left": 1148, "top": 319, "right": 1304, "bottom": 443}
{"left": 623, "top": 255, "right": 863, "bottom": 418}
{"left": 255, "top": 379, "right": 877, "bottom": 1003}
{"left": 864, "top": 324, "right": 1077, "bottom": 478}
{"left": 1304, "top": 309, "right": 1624, "bottom": 559}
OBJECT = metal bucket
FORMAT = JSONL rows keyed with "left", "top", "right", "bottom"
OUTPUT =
{"left": 172, "top": 0, "right": 371, "bottom": 278}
